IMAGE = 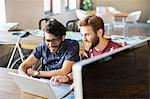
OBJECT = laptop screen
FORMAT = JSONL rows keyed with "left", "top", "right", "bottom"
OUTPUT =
{"left": 73, "top": 41, "right": 149, "bottom": 99}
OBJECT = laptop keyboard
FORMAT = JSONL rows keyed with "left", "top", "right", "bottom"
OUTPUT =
{"left": 49, "top": 83, "right": 71, "bottom": 98}
{"left": 39, "top": 78, "right": 71, "bottom": 98}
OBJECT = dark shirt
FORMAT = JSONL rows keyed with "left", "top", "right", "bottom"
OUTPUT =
{"left": 32, "top": 39, "right": 80, "bottom": 71}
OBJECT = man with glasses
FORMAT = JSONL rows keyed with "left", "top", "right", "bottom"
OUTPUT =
{"left": 50, "top": 15, "right": 122, "bottom": 88}
{"left": 18, "top": 18, "right": 80, "bottom": 78}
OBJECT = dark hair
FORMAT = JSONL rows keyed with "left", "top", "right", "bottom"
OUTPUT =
{"left": 45, "top": 18, "right": 68, "bottom": 37}
{"left": 79, "top": 15, "right": 105, "bottom": 35}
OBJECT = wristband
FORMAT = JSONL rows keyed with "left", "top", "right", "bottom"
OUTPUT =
{"left": 33, "top": 70, "right": 40, "bottom": 77}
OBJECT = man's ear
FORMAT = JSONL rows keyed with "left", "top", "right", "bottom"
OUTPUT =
{"left": 62, "top": 35, "right": 65, "bottom": 41}
{"left": 97, "top": 29, "right": 103, "bottom": 37}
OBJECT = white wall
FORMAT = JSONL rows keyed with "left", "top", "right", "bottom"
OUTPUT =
{"left": 0, "top": 0, "right": 6, "bottom": 24}
{"left": 51, "top": 10, "right": 77, "bottom": 26}
{"left": 51, "top": 0, "right": 80, "bottom": 26}
{"left": 5, "top": 0, "right": 45, "bottom": 29}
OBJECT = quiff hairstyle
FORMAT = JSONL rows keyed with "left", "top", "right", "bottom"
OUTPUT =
{"left": 78, "top": 15, "right": 105, "bottom": 35}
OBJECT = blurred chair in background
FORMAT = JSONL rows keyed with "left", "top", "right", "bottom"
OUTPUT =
{"left": 125, "top": 11, "right": 141, "bottom": 23}
{"left": 66, "top": 19, "right": 79, "bottom": 32}
{"left": 96, "top": 6, "right": 115, "bottom": 35}
{"left": 113, "top": 10, "right": 141, "bottom": 38}
{"left": 107, "top": 7, "right": 121, "bottom": 14}
{"left": 124, "top": 11, "right": 141, "bottom": 37}
{"left": 147, "top": 19, "right": 150, "bottom": 23}
{"left": 65, "top": 9, "right": 88, "bottom": 32}
{"left": 75, "top": 9, "right": 88, "bottom": 20}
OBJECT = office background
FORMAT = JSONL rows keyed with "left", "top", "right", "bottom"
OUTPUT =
{"left": 3, "top": 0, "right": 150, "bottom": 29}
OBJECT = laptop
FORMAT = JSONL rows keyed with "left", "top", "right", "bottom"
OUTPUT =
{"left": 8, "top": 72, "right": 71, "bottom": 99}
{"left": 73, "top": 39, "right": 150, "bottom": 99}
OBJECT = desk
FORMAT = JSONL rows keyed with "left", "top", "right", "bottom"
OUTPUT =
{"left": 113, "top": 23, "right": 150, "bottom": 37}
{"left": 113, "top": 12, "right": 128, "bottom": 18}
{"left": 113, "top": 12, "right": 128, "bottom": 36}
{"left": 112, "top": 12, "right": 128, "bottom": 36}
{"left": 113, "top": 12, "right": 128, "bottom": 25}
{"left": 0, "top": 67, "right": 44, "bottom": 99}
{"left": 0, "top": 30, "right": 85, "bottom": 50}
{"left": 0, "top": 30, "right": 42, "bottom": 49}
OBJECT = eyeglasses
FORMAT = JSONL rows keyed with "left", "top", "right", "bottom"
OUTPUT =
{"left": 44, "top": 36, "right": 62, "bottom": 44}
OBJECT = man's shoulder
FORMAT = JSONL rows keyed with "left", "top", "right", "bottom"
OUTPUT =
{"left": 108, "top": 40, "right": 122, "bottom": 48}
{"left": 36, "top": 42, "right": 47, "bottom": 49}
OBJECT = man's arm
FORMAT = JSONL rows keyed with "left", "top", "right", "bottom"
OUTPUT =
{"left": 34, "top": 60, "right": 75, "bottom": 78}
{"left": 18, "top": 54, "right": 39, "bottom": 76}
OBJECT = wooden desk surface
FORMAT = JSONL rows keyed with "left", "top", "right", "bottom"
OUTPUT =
{"left": 0, "top": 30, "right": 85, "bottom": 55}
{"left": 112, "top": 12, "right": 128, "bottom": 17}
{"left": 0, "top": 30, "right": 42, "bottom": 49}
{"left": 0, "top": 67, "right": 44, "bottom": 99}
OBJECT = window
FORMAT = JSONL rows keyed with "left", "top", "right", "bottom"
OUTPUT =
{"left": 44, "top": 0, "right": 77, "bottom": 16}
{"left": 52, "top": 0, "right": 61, "bottom": 14}
{"left": 65, "top": 0, "right": 69, "bottom": 9}
{"left": 0, "top": 0, "right": 6, "bottom": 24}
{"left": 64, "top": 0, "right": 77, "bottom": 10}
{"left": 44, "top": 0, "right": 61, "bottom": 15}
{"left": 68, "top": 0, "right": 76, "bottom": 10}
{"left": 44, "top": 0, "right": 50, "bottom": 12}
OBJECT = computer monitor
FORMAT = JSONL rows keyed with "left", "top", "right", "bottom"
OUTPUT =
{"left": 73, "top": 39, "right": 150, "bottom": 99}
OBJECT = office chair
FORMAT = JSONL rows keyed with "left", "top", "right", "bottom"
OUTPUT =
{"left": 66, "top": 19, "right": 79, "bottom": 32}
{"left": 39, "top": 18, "right": 49, "bottom": 30}
{"left": 147, "top": 19, "right": 150, "bottom": 23}
{"left": 113, "top": 11, "right": 141, "bottom": 37}
{"left": 125, "top": 11, "right": 141, "bottom": 23}
{"left": 107, "top": 7, "right": 121, "bottom": 14}
{"left": 96, "top": 6, "right": 115, "bottom": 35}
{"left": 75, "top": 9, "right": 88, "bottom": 20}
{"left": 124, "top": 11, "right": 141, "bottom": 37}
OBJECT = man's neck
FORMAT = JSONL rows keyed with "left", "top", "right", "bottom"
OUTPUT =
{"left": 94, "top": 37, "right": 109, "bottom": 52}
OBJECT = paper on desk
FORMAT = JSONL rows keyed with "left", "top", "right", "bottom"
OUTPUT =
{"left": 111, "top": 35, "right": 147, "bottom": 45}
{"left": 0, "top": 23, "right": 19, "bottom": 31}
{"left": 0, "top": 41, "right": 16, "bottom": 44}
{"left": 27, "top": 29, "right": 44, "bottom": 37}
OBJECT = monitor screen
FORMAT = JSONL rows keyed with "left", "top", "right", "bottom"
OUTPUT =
{"left": 81, "top": 43, "right": 149, "bottom": 98}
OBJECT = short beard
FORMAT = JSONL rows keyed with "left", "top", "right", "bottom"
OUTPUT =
{"left": 84, "top": 35, "right": 99, "bottom": 52}
{"left": 90, "top": 35, "right": 99, "bottom": 49}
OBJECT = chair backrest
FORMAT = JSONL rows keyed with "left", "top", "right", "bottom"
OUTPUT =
{"left": 107, "top": 7, "right": 121, "bottom": 14}
{"left": 96, "top": 6, "right": 115, "bottom": 24}
{"left": 100, "top": 14, "right": 115, "bottom": 24}
{"left": 147, "top": 19, "right": 150, "bottom": 23}
{"left": 75, "top": 9, "right": 88, "bottom": 20}
{"left": 66, "top": 19, "right": 79, "bottom": 32}
{"left": 96, "top": 6, "right": 107, "bottom": 16}
{"left": 125, "top": 11, "right": 141, "bottom": 23}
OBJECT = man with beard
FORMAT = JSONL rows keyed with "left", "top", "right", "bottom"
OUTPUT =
{"left": 80, "top": 15, "right": 122, "bottom": 58}
{"left": 18, "top": 18, "right": 80, "bottom": 78}
{"left": 50, "top": 15, "right": 121, "bottom": 85}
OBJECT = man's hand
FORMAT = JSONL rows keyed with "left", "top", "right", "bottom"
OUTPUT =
{"left": 50, "top": 75, "right": 69, "bottom": 85}
{"left": 27, "top": 68, "right": 39, "bottom": 77}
